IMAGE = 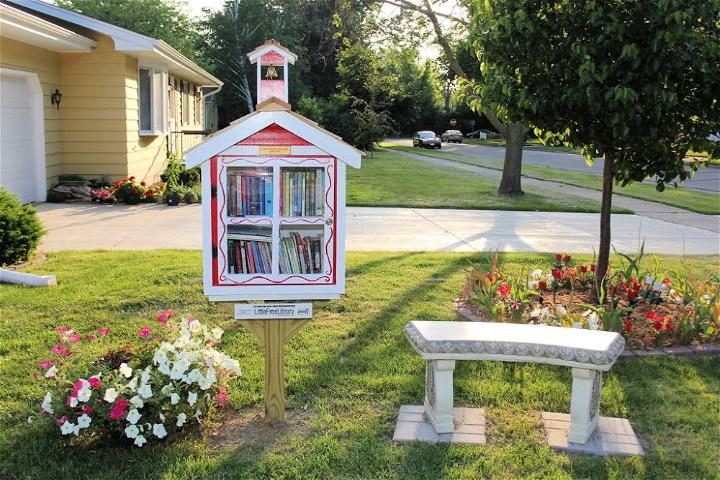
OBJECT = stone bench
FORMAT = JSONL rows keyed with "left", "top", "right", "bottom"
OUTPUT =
{"left": 404, "top": 320, "right": 625, "bottom": 444}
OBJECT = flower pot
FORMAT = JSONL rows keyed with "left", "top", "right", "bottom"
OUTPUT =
{"left": 166, "top": 193, "right": 181, "bottom": 206}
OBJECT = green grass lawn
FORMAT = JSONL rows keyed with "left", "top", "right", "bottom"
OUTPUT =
{"left": 464, "top": 137, "right": 581, "bottom": 154}
{"left": 348, "top": 150, "right": 630, "bottom": 213}
{"left": 383, "top": 144, "right": 720, "bottom": 215}
{"left": 2, "top": 251, "right": 719, "bottom": 479}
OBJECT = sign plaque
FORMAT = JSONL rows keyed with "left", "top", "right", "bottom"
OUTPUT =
{"left": 235, "top": 303, "right": 313, "bottom": 320}
{"left": 259, "top": 145, "right": 291, "bottom": 155}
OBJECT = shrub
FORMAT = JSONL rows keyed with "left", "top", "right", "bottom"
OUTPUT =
{"left": 161, "top": 157, "right": 200, "bottom": 191}
{"left": 32, "top": 312, "right": 241, "bottom": 447}
{"left": 0, "top": 188, "right": 45, "bottom": 266}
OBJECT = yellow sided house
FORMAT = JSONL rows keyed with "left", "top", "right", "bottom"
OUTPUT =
{"left": 0, "top": 0, "right": 222, "bottom": 203}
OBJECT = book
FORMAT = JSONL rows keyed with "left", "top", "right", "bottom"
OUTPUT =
{"left": 280, "top": 168, "right": 324, "bottom": 217}
{"left": 278, "top": 231, "right": 323, "bottom": 274}
{"left": 227, "top": 168, "right": 272, "bottom": 217}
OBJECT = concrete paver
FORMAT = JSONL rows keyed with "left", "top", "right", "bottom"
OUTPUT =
{"left": 37, "top": 203, "right": 720, "bottom": 255}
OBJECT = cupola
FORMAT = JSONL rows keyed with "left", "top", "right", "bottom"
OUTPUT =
{"left": 247, "top": 39, "right": 298, "bottom": 106}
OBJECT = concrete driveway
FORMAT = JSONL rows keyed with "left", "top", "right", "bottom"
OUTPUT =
{"left": 387, "top": 138, "right": 720, "bottom": 193}
{"left": 37, "top": 203, "right": 719, "bottom": 255}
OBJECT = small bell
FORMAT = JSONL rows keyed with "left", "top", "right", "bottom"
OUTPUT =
{"left": 265, "top": 65, "right": 278, "bottom": 80}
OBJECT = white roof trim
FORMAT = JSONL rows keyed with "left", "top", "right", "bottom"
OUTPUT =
{"left": 0, "top": 3, "right": 96, "bottom": 52}
{"left": 185, "top": 111, "right": 362, "bottom": 169}
{"left": 6, "top": 0, "right": 222, "bottom": 86}
{"left": 248, "top": 44, "right": 298, "bottom": 64}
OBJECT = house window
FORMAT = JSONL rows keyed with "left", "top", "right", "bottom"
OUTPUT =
{"left": 181, "top": 81, "right": 189, "bottom": 126}
{"left": 139, "top": 68, "right": 152, "bottom": 131}
{"left": 138, "top": 66, "right": 168, "bottom": 136}
{"left": 195, "top": 86, "right": 202, "bottom": 125}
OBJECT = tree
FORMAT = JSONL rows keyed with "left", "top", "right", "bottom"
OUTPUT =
{"left": 386, "top": 0, "right": 529, "bottom": 196}
{"left": 471, "top": 0, "right": 720, "bottom": 301}
{"left": 55, "top": 0, "right": 200, "bottom": 61}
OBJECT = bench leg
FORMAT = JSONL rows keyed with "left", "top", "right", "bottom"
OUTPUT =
{"left": 568, "top": 368, "right": 602, "bottom": 444}
{"left": 424, "top": 359, "right": 455, "bottom": 434}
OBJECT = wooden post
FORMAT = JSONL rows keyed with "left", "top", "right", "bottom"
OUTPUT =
{"left": 239, "top": 318, "right": 309, "bottom": 422}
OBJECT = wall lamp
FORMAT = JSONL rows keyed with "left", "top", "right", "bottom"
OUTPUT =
{"left": 51, "top": 89, "right": 62, "bottom": 109}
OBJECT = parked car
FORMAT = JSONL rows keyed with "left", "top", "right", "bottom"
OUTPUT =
{"left": 465, "top": 129, "right": 501, "bottom": 139}
{"left": 413, "top": 131, "right": 442, "bottom": 149}
{"left": 441, "top": 130, "right": 463, "bottom": 143}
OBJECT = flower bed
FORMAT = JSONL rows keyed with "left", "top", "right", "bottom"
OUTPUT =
{"left": 31, "top": 311, "right": 240, "bottom": 447}
{"left": 91, "top": 177, "right": 165, "bottom": 205}
{"left": 458, "top": 252, "right": 719, "bottom": 348}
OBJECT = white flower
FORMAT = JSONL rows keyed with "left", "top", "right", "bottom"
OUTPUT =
{"left": 170, "top": 360, "right": 189, "bottom": 380}
{"left": 159, "top": 412, "right": 165, "bottom": 422}
{"left": 645, "top": 275, "right": 654, "bottom": 285}
{"left": 41, "top": 392, "right": 53, "bottom": 414}
{"left": 531, "top": 269, "right": 543, "bottom": 280}
{"left": 187, "top": 391, "right": 197, "bottom": 406}
{"left": 170, "top": 393, "right": 180, "bottom": 405}
{"left": 152, "top": 423, "right": 167, "bottom": 439}
{"left": 158, "top": 363, "right": 171, "bottom": 376}
{"left": 119, "top": 363, "right": 133, "bottom": 378}
{"left": 185, "top": 368, "right": 202, "bottom": 384}
{"left": 77, "top": 414, "right": 91, "bottom": 429}
{"left": 141, "top": 368, "right": 152, "bottom": 386}
{"left": 138, "top": 383, "right": 152, "bottom": 399}
{"left": 176, "top": 413, "right": 187, "bottom": 427}
{"left": 68, "top": 396, "right": 78, "bottom": 408}
{"left": 572, "top": 322, "right": 582, "bottom": 329}
{"left": 134, "top": 435, "right": 147, "bottom": 447}
{"left": 126, "top": 409, "right": 142, "bottom": 425}
{"left": 126, "top": 376, "right": 138, "bottom": 392}
{"left": 153, "top": 349, "right": 168, "bottom": 366}
{"left": 76, "top": 387, "right": 91, "bottom": 403}
{"left": 198, "top": 377, "right": 214, "bottom": 390}
{"left": 104, "top": 388, "right": 118, "bottom": 403}
{"left": 583, "top": 309, "right": 600, "bottom": 330}
{"left": 130, "top": 395, "right": 144, "bottom": 409}
{"left": 44, "top": 365, "right": 58, "bottom": 379}
{"left": 555, "top": 305, "right": 567, "bottom": 315}
{"left": 161, "top": 384, "right": 173, "bottom": 396}
{"left": 60, "top": 421, "right": 75, "bottom": 435}
{"left": 125, "top": 424, "right": 139, "bottom": 439}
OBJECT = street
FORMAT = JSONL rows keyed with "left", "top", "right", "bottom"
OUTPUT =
{"left": 386, "top": 139, "right": 720, "bottom": 193}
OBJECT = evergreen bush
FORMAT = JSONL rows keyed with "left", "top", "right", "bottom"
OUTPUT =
{"left": 0, "top": 188, "right": 45, "bottom": 266}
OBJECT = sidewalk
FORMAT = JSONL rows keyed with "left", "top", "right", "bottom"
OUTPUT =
{"left": 390, "top": 148, "right": 720, "bottom": 233}
{"left": 36, "top": 203, "right": 719, "bottom": 255}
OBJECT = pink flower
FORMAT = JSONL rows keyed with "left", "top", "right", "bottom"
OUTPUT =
{"left": 186, "top": 316, "right": 198, "bottom": 325}
{"left": 51, "top": 345, "right": 72, "bottom": 357}
{"left": 87, "top": 334, "right": 97, "bottom": 341}
{"left": 37, "top": 360, "right": 54, "bottom": 368}
{"left": 109, "top": 397, "right": 128, "bottom": 420}
{"left": 511, "top": 299, "right": 521, "bottom": 310}
{"left": 217, "top": 387, "right": 228, "bottom": 407}
{"left": 138, "top": 326, "right": 152, "bottom": 338}
{"left": 157, "top": 309, "right": 173, "bottom": 326}
{"left": 68, "top": 333, "right": 81, "bottom": 343}
{"left": 66, "top": 395, "right": 75, "bottom": 407}
{"left": 56, "top": 326, "right": 70, "bottom": 334}
{"left": 497, "top": 282, "right": 512, "bottom": 299}
{"left": 73, "top": 380, "right": 85, "bottom": 395}
{"left": 89, "top": 377, "right": 101, "bottom": 389}
{"left": 98, "top": 328, "right": 109, "bottom": 336}
{"left": 56, "top": 415, "right": 68, "bottom": 426}
{"left": 82, "top": 405, "right": 93, "bottom": 415}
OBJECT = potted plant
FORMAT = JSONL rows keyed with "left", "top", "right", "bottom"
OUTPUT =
{"left": 166, "top": 189, "right": 181, "bottom": 206}
{"left": 112, "top": 177, "right": 145, "bottom": 205}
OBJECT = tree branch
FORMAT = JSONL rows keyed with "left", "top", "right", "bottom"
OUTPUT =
{"left": 383, "top": 0, "right": 468, "bottom": 27}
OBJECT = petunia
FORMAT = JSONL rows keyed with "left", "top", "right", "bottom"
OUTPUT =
{"left": 76, "top": 388, "right": 91, "bottom": 403}
{"left": 57, "top": 326, "right": 71, "bottom": 334}
{"left": 59, "top": 421, "right": 75, "bottom": 435}
{"left": 37, "top": 360, "right": 54, "bottom": 368}
{"left": 138, "top": 384, "right": 152, "bottom": 399}
{"left": 77, "top": 414, "right": 91, "bottom": 429}
{"left": 88, "top": 377, "right": 101, "bottom": 389}
{"left": 157, "top": 310, "right": 173, "bottom": 326}
{"left": 133, "top": 435, "right": 147, "bottom": 447}
{"left": 98, "top": 328, "right": 109, "bottom": 335}
{"left": 130, "top": 395, "right": 144, "bottom": 409}
{"left": 119, "top": 363, "right": 133, "bottom": 378}
{"left": 138, "top": 326, "right": 152, "bottom": 338}
{"left": 125, "top": 424, "right": 139, "bottom": 439}
{"left": 152, "top": 423, "right": 167, "bottom": 439}
{"left": 126, "top": 409, "right": 141, "bottom": 425}
{"left": 103, "top": 388, "right": 118, "bottom": 403}
{"left": 82, "top": 405, "right": 93, "bottom": 415}
{"left": 217, "top": 387, "right": 228, "bottom": 407}
{"left": 176, "top": 412, "right": 187, "bottom": 427}
{"left": 68, "top": 333, "right": 82, "bottom": 343}
{"left": 109, "top": 398, "right": 128, "bottom": 420}
{"left": 187, "top": 391, "right": 197, "bottom": 406}
{"left": 41, "top": 392, "right": 53, "bottom": 414}
{"left": 66, "top": 396, "right": 78, "bottom": 408}
{"left": 51, "top": 345, "right": 72, "bottom": 356}
{"left": 170, "top": 393, "right": 180, "bottom": 405}
{"left": 86, "top": 334, "right": 97, "bottom": 341}
{"left": 44, "top": 365, "right": 58, "bottom": 379}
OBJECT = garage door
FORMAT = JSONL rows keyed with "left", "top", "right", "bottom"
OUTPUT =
{"left": 0, "top": 70, "right": 44, "bottom": 204}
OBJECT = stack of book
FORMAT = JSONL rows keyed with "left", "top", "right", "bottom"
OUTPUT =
{"left": 227, "top": 229, "right": 272, "bottom": 274}
{"left": 228, "top": 169, "right": 272, "bottom": 216}
{"left": 281, "top": 169, "right": 324, "bottom": 217}
{"left": 279, "top": 233, "right": 323, "bottom": 274}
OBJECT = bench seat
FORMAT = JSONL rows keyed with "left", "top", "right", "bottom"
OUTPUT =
{"left": 404, "top": 321, "right": 626, "bottom": 444}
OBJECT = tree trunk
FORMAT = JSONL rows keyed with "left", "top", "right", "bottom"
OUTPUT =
{"left": 592, "top": 154, "right": 614, "bottom": 304}
{"left": 497, "top": 122, "right": 526, "bottom": 196}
